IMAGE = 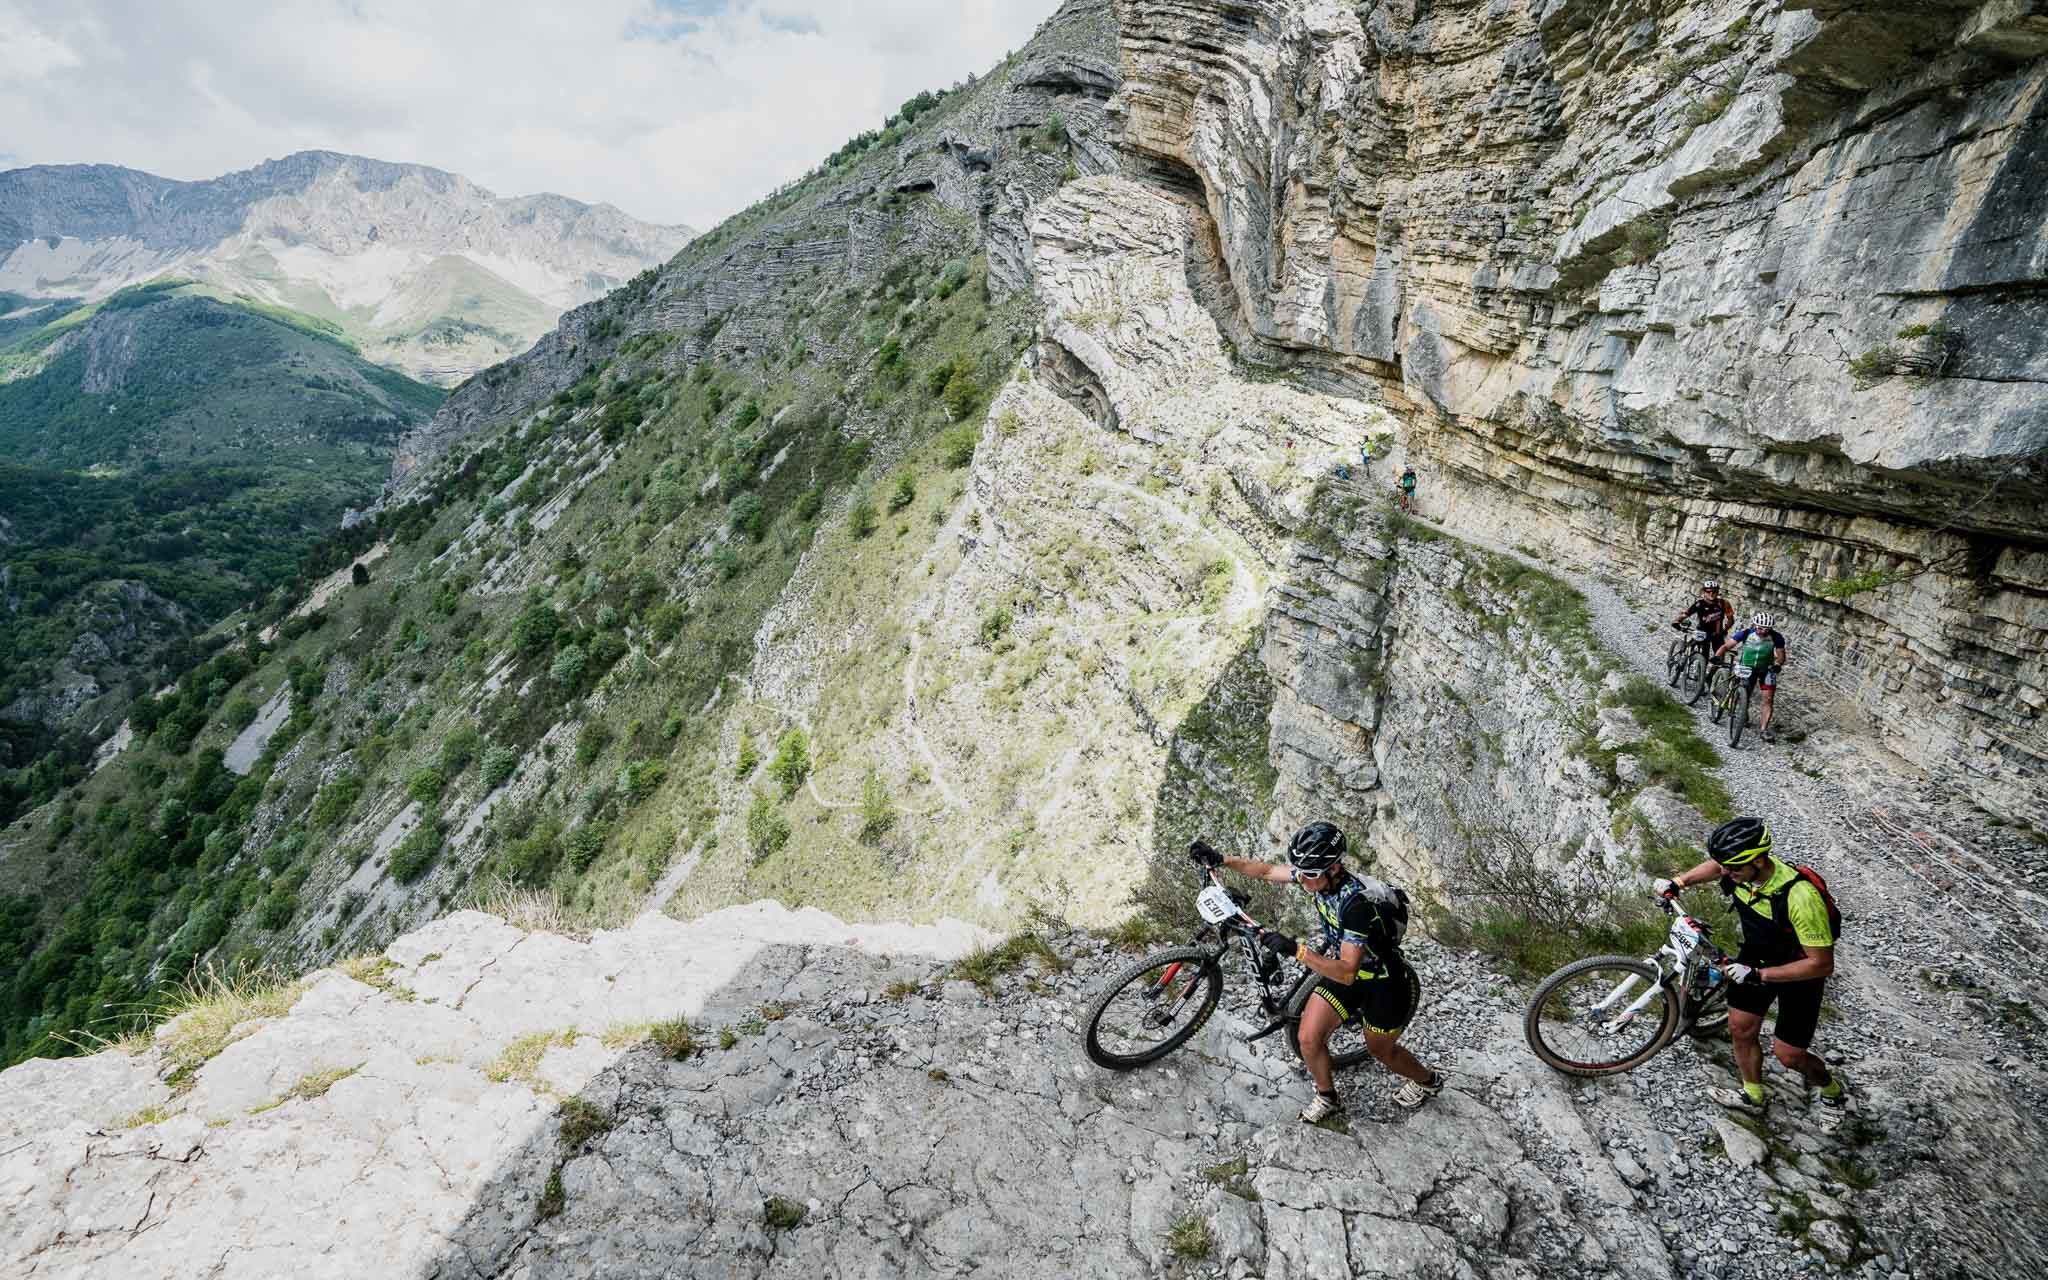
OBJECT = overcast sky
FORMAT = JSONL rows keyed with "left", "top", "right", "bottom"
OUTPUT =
{"left": 0, "top": 0, "right": 1059, "bottom": 230}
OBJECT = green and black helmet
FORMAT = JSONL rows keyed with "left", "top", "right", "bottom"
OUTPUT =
{"left": 1708, "top": 816, "right": 1773, "bottom": 867}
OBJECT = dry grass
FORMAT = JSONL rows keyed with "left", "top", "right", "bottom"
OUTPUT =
{"left": 150, "top": 969, "right": 309, "bottom": 1092}
{"left": 483, "top": 1029, "right": 579, "bottom": 1086}
{"left": 249, "top": 1064, "right": 363, "bottom": 1115}
{"left": 467, "top": 882, "right": 590, "bottom": 938}
{"left": 337, "top": 953, "right": 415, "bottom": 1001}
{"left": 119, "top": 1105, "right": 173, "bottom": 1128}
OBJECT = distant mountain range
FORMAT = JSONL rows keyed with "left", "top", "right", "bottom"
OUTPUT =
{"left": 0, "top": 151, "right": 694, "bottom": 385}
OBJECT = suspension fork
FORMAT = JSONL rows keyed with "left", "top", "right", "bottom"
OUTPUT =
{"left": 1588, "top": 955, "right": 1674, "bottom": 1020}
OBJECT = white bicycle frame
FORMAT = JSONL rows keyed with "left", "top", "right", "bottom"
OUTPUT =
{"left": 1585, "top": 910, "right": 1716, "bottom": 1034}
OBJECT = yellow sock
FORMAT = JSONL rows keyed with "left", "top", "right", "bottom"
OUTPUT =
{"left": 1743, "top": 1081, "right": 1765, "bottom": 1104}
{"left": 1820, "top": 1076, "right": 1843, "bottom": 1099}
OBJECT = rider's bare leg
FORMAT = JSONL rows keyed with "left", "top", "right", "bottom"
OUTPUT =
{"left": 1729, "top": 1007, "right": 1766, "bottom": 1084}
{"left": 1298, "top": 994, "right": 1340, "bottom": 1094}
{"left": 1363, "top": 1029, "right": 1431, "bottom": 1084}
{"left": 1772, "top": 1036, "right": 1834, "bottom": 1087}
{"left": 1759, "top": 686, "right": 1776, "bottom": 734}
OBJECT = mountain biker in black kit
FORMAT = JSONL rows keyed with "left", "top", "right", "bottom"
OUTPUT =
{"left": 1672, "top": 580, "right": 1735, "bottom": 652}
{"left": 1192, "top": 822, "right": 1442, "bottom": 1123}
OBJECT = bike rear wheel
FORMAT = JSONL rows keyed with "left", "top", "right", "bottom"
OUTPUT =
{"left": 1524, "top": 956, "right": 1680, "bottom": 1076}
{"left": 1730, "top": 679, "right": 1751, "bottom": 747}
{"left": 1283, "top": 977, "right": 1375, "bottom": 1070}
{"left": 1081, "top": 946, "right": 1224, "bottom": 1070}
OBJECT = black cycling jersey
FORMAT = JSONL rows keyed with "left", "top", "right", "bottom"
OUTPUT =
{"left": 1680, "top": 597, "right": 1733, "bottom": 638}
{"left": 1305, "top": 870, "right": 1410, "bottom": 980}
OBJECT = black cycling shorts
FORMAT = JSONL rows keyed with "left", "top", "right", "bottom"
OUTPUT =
{"left": 1727, "top": 977, "right": 1825, "bottom": 1049}
{"left": 1312, "top": 968, "right": 1421, "bottom": 1035}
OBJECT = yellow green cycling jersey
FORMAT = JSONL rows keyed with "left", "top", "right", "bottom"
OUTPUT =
{"left": 1730, "top": 858, "right": 1835, "bottom": 950}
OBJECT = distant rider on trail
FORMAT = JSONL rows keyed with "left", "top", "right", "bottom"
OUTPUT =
{"left": 1716, "top": 613, "right": 1789, "bottom": 742}
{"left": 1672, "top": 579, "right": 1735, "bottom": 653}
{"left": 1192, "top": 822, "right": 1443, "bottom": 1122}
{"left": 1398, "top": 465, "right": 1417, "bottom": 513}
{"left": 1654, "top": 817, "right": 1850, "bottom": 1127}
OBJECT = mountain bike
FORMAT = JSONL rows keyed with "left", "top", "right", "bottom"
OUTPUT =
{"left": 1706, "top": 651, "right": 1769, "bottom": 747}
{"left": 1081, "top": 864, "right": 1373, "bottom": 1071}
{"left": 1523, "top": 891, "right": 1732, "bottom": 1075}
{"left": 1666, "top": 624, "right": 1713, "bottom": 704}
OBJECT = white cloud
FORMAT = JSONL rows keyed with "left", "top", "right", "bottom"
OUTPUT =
{"left": 0, "top": 0, "right": 1059, "bottom": 229}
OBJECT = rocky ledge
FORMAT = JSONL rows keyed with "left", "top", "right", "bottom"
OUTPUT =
{"left": 7, "top": 903, "right": 2032, "bottom": 1280}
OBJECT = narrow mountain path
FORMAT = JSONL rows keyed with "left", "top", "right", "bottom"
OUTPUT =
{"left": 1434, "top": 510, "right": 2047, "bottom": 1073}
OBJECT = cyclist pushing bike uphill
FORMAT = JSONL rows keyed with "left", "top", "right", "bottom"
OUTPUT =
{"left": 1081, "top": 823, "right": 1443, "bottom": 1124}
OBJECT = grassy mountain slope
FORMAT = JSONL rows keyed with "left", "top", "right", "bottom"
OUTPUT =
{"left": 0, "top": 0, "right": 1120, "bottom": 1065}
{"left": 0, "top": 284, "right": 442, "bottom": 828}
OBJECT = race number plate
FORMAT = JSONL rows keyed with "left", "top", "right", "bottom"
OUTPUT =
{"left": 1734, "top": 664, "right": 1752, "bottom": 679}
{"left": 1691, "top": 630, "right": 1707, "bottom": 642}
{"left": 1196, "top": 885, "right": 1239, "bottom": 924}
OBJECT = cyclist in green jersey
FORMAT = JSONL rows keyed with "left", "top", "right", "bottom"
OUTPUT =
{"left": 1715, "top": 612, "right": 1789, "bottom": 742}
{"left": 1654, "top": 817, "right": 1850, "bottom": 1127}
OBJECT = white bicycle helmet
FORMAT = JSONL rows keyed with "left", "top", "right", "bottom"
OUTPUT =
{"left": 1751, "top": 612, "right": 1776, "bottom": 629}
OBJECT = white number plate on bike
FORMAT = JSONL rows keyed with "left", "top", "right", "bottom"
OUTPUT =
{"left": 1691, "top": 630, "right": 1706, "bottom": 641}
{"left": 1734, "top": 664, "right": 1752, "bottom": 678}
{"left": 1196, "top": 885, "right": 1239, "bottom": 924}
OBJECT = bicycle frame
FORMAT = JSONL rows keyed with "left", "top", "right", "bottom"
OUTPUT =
{"left": 1582, "top": 898, "right": 1728, "bottom": 1033}
{"left": 1151, "top": 867, "right": 1323, "bottom": 1042}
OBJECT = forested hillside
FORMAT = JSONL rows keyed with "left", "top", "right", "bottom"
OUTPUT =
{"left": 0, "top": 282, "right": 442, "bottom": 828}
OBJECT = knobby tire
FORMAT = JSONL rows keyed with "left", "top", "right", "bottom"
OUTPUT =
{"left": 1707, "top": 668, "right": 1732, "bottom": 725}
{"left": 1731, "top": 679, "right": 1752, "bottom": 748}
{"left": 1081, "top": 946, "right": 1223, "bottom": 1070}
{"left": 1524, "top": 955, "right": 1680, "bottom": 1076}
{"left": 1684, "top": 654, "right": 1710, "bottom": 706}
{"left": 1665, "top": 638, "right": 1686, "bottom": 687}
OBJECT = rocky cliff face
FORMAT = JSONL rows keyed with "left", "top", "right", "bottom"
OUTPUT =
{"left": 0, "top": 151, "right": 694, "bottom": 383}
{"left": 1113, "top": 0, "right": 2048, "bottom": 830}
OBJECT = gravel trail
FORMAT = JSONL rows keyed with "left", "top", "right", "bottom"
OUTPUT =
{"left": 1412, "top": 512, "right": 2048, "bottom": 1279}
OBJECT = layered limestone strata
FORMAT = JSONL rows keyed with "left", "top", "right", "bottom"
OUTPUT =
{"left": 1115, "top": 0, "right": 2048, "bottom": 826}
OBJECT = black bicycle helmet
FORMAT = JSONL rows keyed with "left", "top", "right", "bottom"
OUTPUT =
{"left": 1287, "top": 821, "right": 1346, "bottom": 873}
{"left": 1707, "top": 816, "right": 1772, "bottom": 867}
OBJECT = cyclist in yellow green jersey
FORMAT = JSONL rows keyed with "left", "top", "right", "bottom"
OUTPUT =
{"left": 1655, "top": 817, "right": 1851, "bottom": 1127}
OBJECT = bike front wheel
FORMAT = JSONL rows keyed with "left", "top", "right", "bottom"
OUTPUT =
{"left": 1730, "top": 680, "right": 1751, "bottom": 747}
{"left": 1283, "top": 977, "right": 1375, "bottom": 1070}
{"left": 1665, "top": 638, "right": 1686, "bottom": 687}
{"left": 1081, "top": 946, "right": 1224, "bottom": 1070}
{"left": 1524, "top": 956, "right": 1680, "bottom": 1076}
{"left": 1707, "top": 667, "right": 1732, "bottom": 724}
{"left": 1683, "top": 654, "right": 1709, "bottom": 705}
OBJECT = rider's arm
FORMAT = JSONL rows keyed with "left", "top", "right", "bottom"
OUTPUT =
{"left": 1295, "top": 938, "right": 1363, "bottom": 984}
{"left": 1764, "top": 943, "right": 1833, "bottom": 983}
{"left": 1666, "top": 859, "right": 1725, "bottom": 890}
{"left": 1220, "top": 855, "right": 1293, "bottom": 884}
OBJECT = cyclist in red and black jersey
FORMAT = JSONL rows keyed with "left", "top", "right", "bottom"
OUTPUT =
{"left": 1671, "top": 580, "right": 1735, "bottom": 651}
